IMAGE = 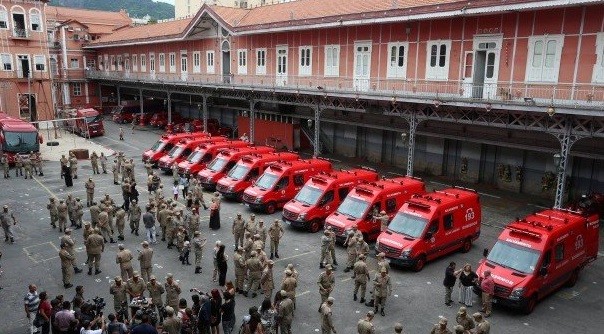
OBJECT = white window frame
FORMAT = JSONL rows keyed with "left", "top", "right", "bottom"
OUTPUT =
{"left": 525, "top": 35, "right": 564, "bottom": 83}
{"left": 324, "top": 45, "right": 340, "bottom": 77}
{"left": 0, "top": 6, "right": 8, "bottom": 30}
{"left": 124, "top": 55, "right": 130, "bottom": 71}
{"left": 180, "top": 51, "right": 188, "bottom": 73}
{"left": 237, "top": 49, "right": 247, "bottom": 75}
{"left": 206, "top": 51, "right": 215, "bottom": 74}
{"left": 140, "top": 54, "right": 146, "bottom": 72}
{"left": 149, "top": 53, "right": 155, "bottom": 72}
{"left": 426, "top": 40, "right": 451, "bottom": 81}
{"left": 72, "top": 82, "right": 81, "bottom": 96}
{"left": 34, "top": 55, "right": 45, "bottom": 71}
{"left": 169, "top": 52, "right": 176, "bottom": 73}
{"left": 387, "top": 42, "right": 408, "bottom": 79}
{"left": 159, "top": 53, "right": 166, "bottom": 73}
{"left": 299, "top": 46, "right": 312, "bottom": 76}
{"left": 255, "top": 48, "right": 266, "bottom": 75}
{"left": 132, "top": 54, "right": 138, "bottom": 72}
{"left": 593, "top": 33, "right": 604, "bottom": 84}
{"left": 70, "top": 57, "right": 80, "bottom": 69}
{"left": 1, "top": 53, "right": 13, "bottom": 71}
{"left": 193, "top": 51, "right": 201, "bottom": 73}
{"left": 29, "top": 8, "right": 41, "bottom": 32}
{"left": 97, "top": 55, "right": 103, "bottom": 70}
{"left": 110, "top": 55, "right": 115, "bottom": 70}
{"left": 117, "top": 55, "right": 123, "bottom": 71}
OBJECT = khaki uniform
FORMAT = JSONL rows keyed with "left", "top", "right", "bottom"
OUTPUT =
{"left": 344, "top": 233, "right": 358, "bottom": 270}
{"left": 268, "top": 221, "right": 284, "bottom": 257}
{"left": 318, "top": 271, "right": 335, "bottom": 305}
{"left": 59, "top": 248, "right": 75, "bottom": 286}
{"left": 320, "top": 302, "right": 335, "bottom": 334}
{"left": 320, "top": 234, "right": 332, "bottom": 266}
{"left": 234, "top": 252, "right": 246, "bottom": 291}
{"left": 372, "top": 273, "right": 392, "bottom": 311}
{"left": 57, "top": 202, "right": 68, "bottom": 232}
{"left": 243, "top": 236, "right": 254, "bottom": 260}
{"left": 281, "top": 276, "right": 297, "bottom": 308}
{"left": 328, "top": 230, "right": 337, "bottom": 264}
{"left": 356, "top": 241, "right": 370, "bottom": 262}
{"left": 245, "top": 218, "right": 258, "bottom": 236}
{"left": 138, "top": 247, "right": 153, "bottom": 282}
{"left": 85, "top": 180, "right": 95, "bottom": 206}
{"left": 112, "top": 163, "right": 119, "bottom": 184}
{"left": 357, "top": 319, "right": 375, "bottom": 334}
{"left": 85, "top": 232, "right": 104, "bottom": 271}
{"left": 192, "top": 236, "right": 206, "bottom": 268}
{"left": 147, "top": 281, "right": 165, "bottom": 307}
{"left": 158, "top": 207, "right": 171, "bottom": 240}
{"left": 430, "top": 325, "right": 453, "bottom": 334}
{"left": 74, "top": 200, "right": 84, "bottom": 227}
{"left": 83, "top": 225, "right": 93, "bottom": 241}
{"left": 60, "top": 234, "right": 78, "bottom": 269}
{"left": 97, "top": 211, "right": 112, "bottom": 241}
{"left": 110, "top": 281, "right": 128, "bottom": 312}
{"left": 32, "top": 153, "right": 42, "bottom": 175}
{"left": 129, "top": 203, "right": 142, "bottom": 234}
{"left": 126, "top": 277, "right": 146, "bottom": 298}
{"left": 232, "top": 217, "right": 245, "bottom": 247}
{"left": 1, "top": 155, "right": 10, "bottom": 178}
{"left": 89, "top": 204, "right": 101, "bottom": 227}
{"left": 69, "top": 156, "right": 78, "bottom": 179}
{"left": 246, "top": 256, "right": 263, "bottom": 295}
{"left": 47, "top": 200, "right": 59, "bottom": 228}
{"left": 474, "top": 319, "right": 491, "bottom": 334}
{"left": 260, "top": 266, "right": 274, "bottom": 299}
{"left": 278, "top": 297, "right": 295, "bottom": 334}
{"left": 257, "top": 225, "right": 267, "bottom": 250}
{"left": 23, "top": 157, "right": 33, "bottom": 179}
{"left": 144, "top": 162, "right": 153, "bottom": 176}
{"left": 353, "top": 260, "right": 370, "bottom": 301}
{"left": 164, "top": 281, "right": 181, "bottom": 309}
{"left": 456, "top": 314, "right": 475, "bottom": 331}
{"left": 14, "top": 155, "right": 23, "bottom": 176}
{"left": 100, "top": 154, "right": 108, "bottom": 173}
{"left": 90, "top": 153, "right": 100, "bottom": 174}
{"left": 116, "top": 249, "right": 135, "bottom": 280}
{"left": 115, "top": 208, "right": 126, "bottom": 238}
{"left": 162, "top": 316, "right": 182, "bottom": 334}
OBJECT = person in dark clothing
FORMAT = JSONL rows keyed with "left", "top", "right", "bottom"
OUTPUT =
{"left": 209, "top": 289, "right": 222, "bottom": 334}
{"left": 220, "top": 291, "right": 236, "bottom": 334}
{"left": 62, "top": 165, "right": 73, "bottom": 187}
{"left": 131, "top": 314, "right": 158, "bottom": 334}
{"left": 208, "top": 197, "right": 220, "bottom": 230}
{"left": 197, "top": 295, "right": 211, "bottom": 334}
{"left": 130, "top": 182, "right": 139, "bottom": 204}
{"left": 443, "top": 261, "right": 461, "bottom": 307}
{"left": 216, "top": 244, "right": 228, "bottom": 287}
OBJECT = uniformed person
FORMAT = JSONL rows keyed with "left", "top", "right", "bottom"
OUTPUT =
{"left": 85, "top": 178, "right": 95, "bottom": 207}
{"left": 455, "top": 306, "right": 475, "bottom": 331}
{"left": 372, "top": 267, "right": 392, "bottom": 316}
{"left": 233, "top": 247, "right": 246, "bottom": 293}
{"left": 320, "top": 230, "right": 332, "bottom": 268}
{"left": 147, "top": 275, "right": 165, "bottom": 322}
{"left": 252, "top": 234, "right": 264, "bottom": 254}
{"left": 85, "top": 228, "right": 104, "bottom": 275}
{"left": 112, "top": 160, "right": 119, "bottom": 185}
{"left": 317, "top": 265, "right": 335, "bottom": 312}
{"left": 472, "top": 312, "right": 491, "bottom": 334}
{"left": 126, "top": 271, "right": 146, "bottom": 310}
{"left": 110, "top": 276, "right": 128, "bottom": 315}
{"left": 59, "top": 154, "right": 68, "bottom": 178}
{"left": 244, "top": 251, "right": 262, "bottom": 298}
{"left": 157, "top": 204, "right": 170, "bottom": 241}
{"left": 242, "top": 232, "right": 253, "bottom": 260}
{"left": 164, "top": 273, "right": 181, "bottom": 310}
{"left": 74, "top": 198, "right": 84, "bottom": 228}
{"left": 47, "top": 197, "right": 59, "bottom": 229}
{"left": 60, "top": 229, "right": 83, "bottom": 273}
{"left": 376, "top": 210, "right": 389, "bottom": 231}
{"left": 99, "top": 152, "right": 108, "bottom": 174}
{"left": 82, "top": 222, "right": 93, "bottom": 243}
{"left": 138, "top": 241, "right": 154, "bottom": 282}
{"left": 257, "top": 220, "right": 267, "bottom": 251}
{"left": 353, "top": 254, "right": 370, "bottom": 303}
{"left": 57, "top": 199, "right": 69, "bottom": 232}
{"left": 117, "top": 152, "right": 125, "bottom": 173}
{"left": 286, "top": 263, "right": 299, "bottom": 280}
{"left": 97, "top": 207, "right": 115, "bottom": 243}
{"left": 115, "top": 207, "right": 126, "bottom": 241}
{"left": 356, "top": 236, "right": 370, "bottom": 262}
{"left": 343, "top": 229, "right": 358, "bottom": 272}
{"left": 1, "top": 154, "right": 10, "bottom": 178}
{"left": 245, "top": 213, "right": 258, "bottom": 236}
{"left": 430, "top": 317, "right": 452, "bottom": 334}
{"left": 376, "top": 252, "right": 390, "bottom": 274}
{"left": 59, "top": 243, "right": 75, "bottom": 289}
{"left": 144, "top": 161, "right": 153, "bottom": 176}
{"left": 33, "top": 152, "right": 43, "bottom": 176}
{"left": 232, "top": 212, "right": 245, "bottom": 248}
{"left": 14, "top": 154, "right": 23, "bottom": 177}
{"left": 278, "top": 290, "right": 295, "bottom": 334}
{"left": 260, "top": 260, "right": 275, "bottom": 299}
{"left": 116, "top": 244, "right": 135, "bottom": 281}
{"left": 90, "top": 152, "right": 100, "bottom": 174}
{"left": 357, "top": 311, "right": 375, "bottom": 334}
{"left": 192, "top": 231, "right": 207, "bottom": 274}
{"left": 320, "top": 296, "right": 337, "bottom": 334}
{"left": 129, "top": 199, "right": 142, "bottom": 235}
{"left": 327, "top": 227, "right": 338, "bottom": 266}
{"left": 69, "top": 153, "right": 78, "bottom": 179}
{"left": 66, "top": 194, "right": 76, "bottom": 227}
{"left": 89, "top": 201, "right": 100, "bottom": 228}
{"left": 268, "top": 219, "right": 284, "bottom": 259}
{"left": 162, "top": 306, "right": 182, "bottom": 334}
{"left": 281, "top": 269, "right": 297, "bottom": 310}
{"left": 23, "top": 155, "right": 33, "bottom": 179}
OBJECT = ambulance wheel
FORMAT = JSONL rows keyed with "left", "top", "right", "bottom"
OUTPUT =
{"left": 265, "top": 202, "right": 276, "bottom": 214}
{"left": 566, "top": 268, "right": 580, "bottom": 287}
{"left": 413, "top": 255, "right": 426, "bottom": 272}
{"left": 523, "top": 295, "right": 537, "bottom": 314}
{"left": 47, "top": 141, "right": 59, "bottom": 146}
{"left": 461, "top": 238, "right": 472, "bottom": 253}
{"left": 309, "top": 219, "right": 322, "bottom": 233}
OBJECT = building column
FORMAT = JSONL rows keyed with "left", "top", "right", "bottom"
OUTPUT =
{"left": 167, "top": 92, "right": 172, "bottom": 124}
{"left": 406, "top": 111, "right": 418, "bottom": 177}
{"left": 62, "top": 83, "right": 71, "bottom": 107}
{"left": 84, "top": 82, "right": 90, "bottom": 104}
{"left": 249, "top": 99, "right": 255, "bottom": 144}
{"left": 202, "top": 95, "right": 209, "bottom": 133}
{"left": 313, "top": 105, "right": 321, "bottom": 157}
{"left": 116, "top": 86, "right": 121, "bottom": 106}
{"left": 139, "top": 88, "right": 144, "bottom": 124}
{"left": 98, "top": 84, "right": 103, "bottom": 110}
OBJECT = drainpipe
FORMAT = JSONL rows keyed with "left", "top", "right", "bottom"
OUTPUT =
{"left": 61, "top": 26, "right": 70, "bottom": 107}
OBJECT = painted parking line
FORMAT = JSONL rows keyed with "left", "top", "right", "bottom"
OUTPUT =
{"left": 295, "top": 290, "right": 310, "bottom": 298}
{"left": 23, "top": 241, "right": 60, "bottom": 264}
{"left": 100, "top": 136, "right": 142, "bottom": 150}
{"left": 275, "top": 250, "right": 316, "bottom": 263}
{"left": 477, "top": 192, "right": 501, "bottom": 199}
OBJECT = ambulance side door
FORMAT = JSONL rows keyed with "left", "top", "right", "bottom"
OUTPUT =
{"left": 425, "top": 217, "right": 440, "bottom": 260}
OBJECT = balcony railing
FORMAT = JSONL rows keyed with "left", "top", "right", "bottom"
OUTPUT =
{"left": 86, "top": 70, "right": 604, "bottom": 111}
{"left": 12, "top": 28, "right": 28, "bottom": 38}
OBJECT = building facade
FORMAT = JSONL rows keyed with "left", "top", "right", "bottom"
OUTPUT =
{"left": 175, "top": 0, "right": 267, "bottom": 18}
{"left": 86, "top": 0, "right": 604, "bottom": 205}
{"left": 0, "top": 0, "right": 52, "bottom": 121}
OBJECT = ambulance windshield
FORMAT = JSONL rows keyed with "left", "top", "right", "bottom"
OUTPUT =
{"left": 208, "top": 157, "right": 228, "bottom": 172}
{"left": 255, "top": 172, "right": 278, "bottom": 189}
{"left": 168, "top": 146, "right": 183, "bottom": 158}
{"left": 150, "top": 140, "right": 165, "bottom": 152}
{"left": 227, "top": 164, "right": 250, "bottom": 180}
{"left": 294, "top": 185, "right": 323, "bottom": 205}
{"left": 337, "top": 196, "right": 369, "bottom": 219}
{"left": 487, "top": 240, "right": 540, "bottom": 274}
{"left": 387, "top": 212, "right": 428, "bottom": 239}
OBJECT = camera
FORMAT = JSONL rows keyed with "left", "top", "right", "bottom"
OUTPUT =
{"left": 91, "top": 296, "right": 106, "bottom": 314}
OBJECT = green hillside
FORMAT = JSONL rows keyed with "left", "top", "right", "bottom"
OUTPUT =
{"left": 52, "top": 0, "right": 174, "bottom": 20}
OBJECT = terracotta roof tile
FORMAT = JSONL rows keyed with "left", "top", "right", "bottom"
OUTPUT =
{"left": 92, "top": 18, "right": 193, "bottom": 45}
{"left": 46, "top": 5, "right": 132, "bottom": 35}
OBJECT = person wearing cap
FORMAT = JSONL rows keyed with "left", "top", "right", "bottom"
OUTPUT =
{"left": 146, "top": 275, "right": 165, "bottom": 322}
{"left": 244, "top": 250, "right": 262, "bottom": 298}
{"left": 356, "top": 235, "right": 370, "bottom": 262}
{"left": 89, "top": 151, "right": 99, "bottom": 175}
{"left": 89, "top": 201, "right": 100, "bottom": 228}
{"left": 138, "top": 241, "right": 154, "bottom": 282}
{"left": 376, "top": 210, "right": 389, "bottom": 232}
{"left": 176, "top": 225, "right": 187, "bottom": 255}
{"left": 157, "top": 204, "right": 170, "bottom": 241}
{"left": 164, "top": 273, "right": 182, "bottom": 310}
{"left": 252, "top": 234, "right": 264, "bottom": 254}
{"left": 114, "top": 206, "right": 126, "bottom": 241}
{"left": 281, "top": 269, "right": 297, "bottom": 309}
{"left": 47, "top": 197, "right": 59, "bottom": 229}
{"left": 98, "top": 152, "right": 107, "bottom": 174}
{"left": 110, "top": 275, "right": 128, "bottom": 315}
{"left": 112, "top": 159, "right": 119, "bottom": 185}
{"left": 453, "top": 325, "right": 465, "bottom": 334}
{"left": 317, "top": 265, "right": 335, "bottom": 312}
{"left": 68, "top": 152, "right": 78, "bottom": 179}
{"left": 23, "top": 153, "right": 33, "bottom": 179}
{"left": 278, "top": 290, "right": 295, "bottom": 334}
{"left": 394, "top": 322, "right": 404, "bottom": 333}
{"left": 60, "top": 229, "right": 83, "bottom": 274}
{"left": 162, "top": 305, "right": 182, "bottom": 334}
{"left": 376, "top": 252, "right": 390, "bottom": 274}
{"left": 260, "top": 260, "right": 275, "bottom": 299}
{"left": 357, "top": 311, "right": 375, "bottom": 334}
{"left": 66, "top": 194, "right": 76, "bottom": 228}
{"left": 268, "top": 219, "right": 284, "bottom": 260}
{"left": 320, "top": 229, "right": 332, "bottom": 269}
{"left": 372, "top": 267, "right": 392, "bottom": 316}
{"left": 166, "top": 214, "right": 178, "bottom": 249}
{"left": 472, "top": 312, "right": 490, "bottom": 334}
{"left": 242, "top": 232, "right": 254, "bottom": 260}
{"left": 192, "top": 231, "right": 207, "bottom": 274}
{"left": 14, "top": 153, "right": 23, "bottom": 177}
{"left": 480, "top": 270, "right": 494, "bottom": 317}
{"left": 245, "top": 213, "right": 258, "bottom": 236}
{"left": 233, "top": 246, "right": 246, "bottom": 293}
{"left": 456, "top": 306, "right": 475, "bottom": 331}
{"left": 343, "top": 228, "right": 358, "bottom": 272}
{"left": 0, "top": 153, "right": 9, "bottom": 178}
{"left": 431, "top": 317, "right": 452, "bottom": 334}
{"left": 116, "top": 245, "right": 134, "bottom": 281}
{"left": 257, "top": 220, "right": 267, "bottom": 250}
{"left": 129, "top": 199, "right": 142, "bottom": 236}
{"left": 33, "top": 151, "right": 43, "bottom": 176}
{"left": 353, "top": 254, "right": 370, "bottom": 304}
{"left": 327, "top": 226, "right": 338, "bottom": 267}
{"left": 126, "top": 271, "right": 146, "bottom": 314}
{"left": 231, "top": 212, "right": 245, "bottom": 249}
{"left": 74, "top": 198, "right": 84, "bottom": 228}
{"left": 58, "top": 242, "right": 75, "bottom": 289}
{"left": 319, "top": 296, "right": 336, "bottom": 334}
{"left": 82, "top": 222, "right": 93, "bottom": 244}
{"left": 97, "top": 207, "right": 116, "bottom": 244}
{"left": 85, "top": 228, "right": 105, "bottom": 275}
{"left": 85, "top": 178, "right": 95, "bottom": 207}
{"left": 57, "top": 199, "right": 69, "bottom": 233}
{"left": 121, "top": 179, "right": 132, "bottom": 212}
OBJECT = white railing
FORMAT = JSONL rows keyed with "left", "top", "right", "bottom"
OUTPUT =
{"left": 86, "top": 70, "right": 604, "bottom": 110}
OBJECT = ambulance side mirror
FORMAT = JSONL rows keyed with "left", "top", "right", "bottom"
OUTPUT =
{"left": 483, "top": 248, "right": 489, "bottom": 257}
{"left": 424, "top": 231, "right": 433, "bottom": 240}
{"left": 539, "top": 267, "right": 548, "bottom": 276}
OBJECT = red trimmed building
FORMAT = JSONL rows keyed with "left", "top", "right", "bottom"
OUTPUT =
{"left": 84, "top": 0, "right": 604, "bottom": 205}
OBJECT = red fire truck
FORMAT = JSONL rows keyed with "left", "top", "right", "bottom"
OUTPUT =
{"left": 282, "top": 168, "right": 380, "bottom": 233}
{"left": 177, "top": 140, "right": 249, "bottom": 176}
{"left": 197, "top": 146, "right": 275, "bottom": 191}
{"left": 0, "top": 113, "right": 42, "bottom": 164}
{"left": 475, "top": 208, "right": 599, "bottom": 314}
{"left": 216, "top": 152, "right": 299, "bottom": 201}
{"left": 375, "top": 187, "right": 482, "bottom": 271}
{"left": 242, "top": 158, "right": 333, "bottom": 214}
{"left": 157, "top": 137, "right": 227, "bottom": 172}
{"left": 60, "top": 108, "right": 105, "bottom": 137}
{"left": 324, "top": 177, "right": 426, "bottom": 243}
{"left": 142, "top": 132, "right": 208, "bottom": 166}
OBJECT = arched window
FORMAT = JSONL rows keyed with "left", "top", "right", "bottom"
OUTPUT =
{"left": 10, "top": 5, "right": 26, "bottom": 37}
{"left": 0, "top": 6, "right": 9, "bottom": 29}
{"left": 29, "top": 8, "right": 41, "bottom": 32}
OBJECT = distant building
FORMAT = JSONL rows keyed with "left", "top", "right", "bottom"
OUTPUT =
{"left": 174, "top": 0, "right": 279, "bottom": 19}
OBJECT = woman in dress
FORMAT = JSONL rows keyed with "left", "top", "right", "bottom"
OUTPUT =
{"left": 259, "top": 298, "right": 277, "bottom": 334}
{"left": 458, "top": 263, "right": 478, "bottom": 307}
{"left": 209, "top": 197, "right": 220, "bottom": 230}
{"left": 130, "top": 182, "right": 139, "bottom": 203}
{"left": 210, "top": 288, "right": 223, "bottom": 334}
{"left": 217, "top": 244, "right": 229, "bottom": 287}
{"left": 62, "top": 164, "right": 73, "bottom": 187}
